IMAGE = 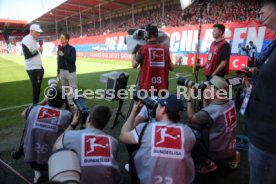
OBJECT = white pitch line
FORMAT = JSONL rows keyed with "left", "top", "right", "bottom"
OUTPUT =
{"left": 169, "top": 74, "right": 192, "bottom": 80}
{"left": 0, "top": 104, "right": 30, "bottom": 112}
{"left": 0, "top": 75, "right": 193, "bottom": 112}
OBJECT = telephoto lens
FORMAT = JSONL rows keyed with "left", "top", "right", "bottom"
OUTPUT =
{"left": 73, "top": 95, "right": 90, "bottom": 124}
{"left": 177, "top": 77, "right": 207, "bottom": 90}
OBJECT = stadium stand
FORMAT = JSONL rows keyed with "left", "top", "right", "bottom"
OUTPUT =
{"left": 0, "top": 0, "right": 262, "bottom": 43}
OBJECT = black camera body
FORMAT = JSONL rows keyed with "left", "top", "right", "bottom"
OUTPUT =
{"left": 132, "top": 91, "right": 159, "bottom": 118}
{"left": 236, "top": 70, "right": 253, "bottom": 78}
{"left": 73, "top": 96, "right": 90, "bottom": 124}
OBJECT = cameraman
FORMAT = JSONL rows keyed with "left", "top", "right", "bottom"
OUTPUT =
{"left": 120, "top": 94, "right": 196, "bottom": 184}
{"left": 245, "top": 1, "right": 276, "bottom": 183}
{"left": 131, "top": 24, "right": 174, "bottom": 93}
{"left": 21, "top": 86, "right": 76, "bottom": 183}
{"left": 187, "top": 76, "right": 239, "bottom": 173}
{"left": 53, "top": 105, "right": 123, "bottom": 184}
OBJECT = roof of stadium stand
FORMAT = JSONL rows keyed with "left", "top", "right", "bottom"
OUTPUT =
{"left": 0, "top": 19, "right": 28, "bottom": 29}
{"left": 34, "top": 0, "right": 162, "bottom": 28}
{"left": 0, "top": 0, "right": 172, "bottom": 31}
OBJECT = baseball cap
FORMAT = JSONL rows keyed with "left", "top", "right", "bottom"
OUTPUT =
{"left": 158, "top": 94, "right": 184, "bottom": 115}
{"left": 30, "top": 24, "right": 43, "bottom": 32}
{"left": 209, "top": 75, "right": 229, "bottom": 90}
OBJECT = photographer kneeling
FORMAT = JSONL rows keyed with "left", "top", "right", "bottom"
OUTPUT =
{"left": 187, "top": 75, "right": 240, "bottom": 174}
{"left": 120, "top": 94, "right": 196, "bottom": 184}
{"left": 21, "top": 86, "right": 75, "bottom": 183}
{"left": 53, "top": 105, "right": 123, "bottom": 184}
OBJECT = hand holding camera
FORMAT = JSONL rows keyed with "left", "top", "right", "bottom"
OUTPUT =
{"left": 71, "top": 111, "right": 80, "bottom": 127}
{"left": 132, "top": 101, "right": 143, "bottom": 115}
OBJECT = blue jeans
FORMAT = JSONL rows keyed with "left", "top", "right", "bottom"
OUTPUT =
{"left": 248, "top": 143, "right": 276, "bottom": 184}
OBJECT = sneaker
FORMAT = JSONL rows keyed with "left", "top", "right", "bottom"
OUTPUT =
{"left": 196, "top": 161, "right": 217, "bottom": 174}
{"left": 124, "top": 164, "right": 129, "bottom": 173}
{"left": 223, "top": 151, "right": 240, "bottom": 169}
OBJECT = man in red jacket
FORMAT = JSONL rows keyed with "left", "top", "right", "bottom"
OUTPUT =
{"left": 203, "top": 24, "right": 231, "bottom": 81}
{"left": 131, "top": 24, "right": 174, "bottom": 94}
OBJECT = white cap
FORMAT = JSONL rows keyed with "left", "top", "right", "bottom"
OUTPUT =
{"left": 30, "top": 24, "right": 43, "bottom": 32}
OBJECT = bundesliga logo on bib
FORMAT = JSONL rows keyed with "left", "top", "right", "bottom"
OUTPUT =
{"left": 151, "top": 124, "right": 184, "bottom": 159}
{"left": 81, "top": 134, "right": 112, "bottom": 166}
{"left": 224, "top": 105, "right": 237, "bottom": 133}
{"left": 35, "top": 107, "right": 60, "bottom": 132}
{"left": 149, "top": 48, "right": 165, "bottom": 67}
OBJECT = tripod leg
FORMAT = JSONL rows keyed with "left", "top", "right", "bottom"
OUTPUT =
{"left": 111, "top": 99, "right": 125, "bottom": 129}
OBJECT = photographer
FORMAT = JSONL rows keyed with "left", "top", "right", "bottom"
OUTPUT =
{"left": 53, "top": 105, "right": 123, "bottom": 184}
{"left": 187, "top": 76, "right": 239, "bottom": 173}
{"left": 22, "top": 24, "right": 44, "bottom": 104}
{"left": 248, "top": 41, "right": 257, "bottom": 67}
{"left": 131, "top": 24, "right": 174, "bottom": 93}
{"left": 202, "top": 24, "right": 231, "bottom": 81}
{"left": 245, "top": 1, "right": 276, "bottom": 183}
{"left": 21, "top": 86, "right": 75, "bottom": 183}
{"left": 120, "top": 94, "right": 196, "bottom": 184}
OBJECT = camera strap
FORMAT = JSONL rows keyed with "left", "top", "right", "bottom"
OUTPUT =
{"left": 18, "top": 104, "right": 38, "bottom": 148}
{"left": 138, "top": 122, "right": 149, "bottom": 145}
{"left": 25, "top": 104, "right": 37, "bottom": 119}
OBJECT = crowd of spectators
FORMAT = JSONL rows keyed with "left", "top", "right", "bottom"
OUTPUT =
{"left": 71, "top": 0, "right": 261, "bottom": 38}
{"left": 0, "top": 0, "right": 262, "bottom": 43}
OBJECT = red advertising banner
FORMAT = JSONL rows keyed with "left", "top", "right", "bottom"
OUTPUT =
{"left": 76, "top": 52, "right": 131, "bottom": 60}
{"left": 187, "top": 54, "right": 248, "bottom": 70}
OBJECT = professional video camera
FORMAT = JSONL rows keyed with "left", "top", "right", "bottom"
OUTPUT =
{"left": 73, "top": 95, "right": 90, "bottom": 125}
{"left": 177, "top": 77, "right": 207, "bottom": 90}
{"left": 125, "top": 24, "right": 170, "bottom": 54}
{"left": 132, "top": 90, "right": 159, "bottom": 118}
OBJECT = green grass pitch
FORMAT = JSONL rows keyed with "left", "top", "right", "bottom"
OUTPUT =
{"left": 0, "top": 54, "right": 248, "bottom": 184}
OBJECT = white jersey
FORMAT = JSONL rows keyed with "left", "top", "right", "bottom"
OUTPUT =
{"left": 22, "top": 34, "right": 42, "bottom": 70}
{"left": 132, "top": 121, "right": 196, "bottom": 184}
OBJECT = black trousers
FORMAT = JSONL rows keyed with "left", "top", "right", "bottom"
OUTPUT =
{"left": 27, "top": 69, "right": 44, "bottom": 104}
